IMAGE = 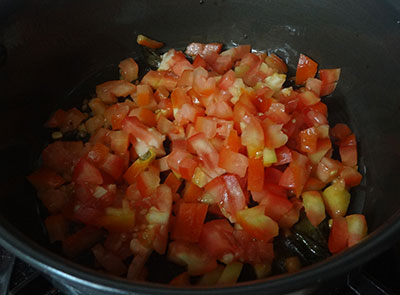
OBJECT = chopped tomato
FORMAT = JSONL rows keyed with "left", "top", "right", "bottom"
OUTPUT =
{"left": 72, "top": 158, "right": 103, "bottom": 185}
{"left": 171, "top": 202, "right": 208, "bottom": 243}
{"left": 319, "top": 68, "right": 341, "bottom": 96}
{"left": 34, "top": 42, "right": 364, "bottom": 282}
{"left": 236, "top": 205, "right": 279, "bottom": 241}
{"left": 302, "top": 191, "right": 326, "bottom": 227}
{"left": 136, "top": 34, "right": 164, "bottom": 49}
{"left": 328, "top": 216, "right": 348, "bottom": 253}
{"left": 198, "top": 219, "right": 239, "bottom": 261}
{"left": 119, "top": 57, "right": 138, "bottom": 82}
{"left": 295, "top": 54, "right": 318, "bottom": 85}
{"left": 218, "top": 147, "right": 249, "bottom": 178}
{"left": 247, "top": 157, "right": 264, "bottom": 192}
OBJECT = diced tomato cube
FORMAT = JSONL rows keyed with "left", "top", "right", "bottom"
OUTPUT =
{"left": 164, "top": 172, "right": 182, "bottom": 194}
{"left": 346, "top": 214, "right": 367, "bottom": 247}
{"left": 302, "top": 191, "right": 326, "bottom": 227}
{"left": 247, "top": 157, "right": 264, "bottom": 192}
{"left": 119, "top": 57, "right": 138, "bottom": 82}
{"left": 236, "top": 206, "right": 279, "bottom": 241}
{"left": 328, "top": 216, "right": 348, "bottom": 253}
{"left": 182, "top": 181, "right": 203, "bottom": 202}
{"left": 295, "top": 54, "right": 318, "bottom": 85}
{"left": 218, "top": 148, "right": 248, "bottom": 178}
{"left": 136, "top": 170, "right": 160, "bottom": 197}
{"left": 199, "top": 219, "right": 239, "bottom": 260}
{"left": 72, "top": 158, "right": 103, "bottom": 185}
{"left": 299, "top": 127, "right": 318, "bottom": 153}
{"left": 171, "top": 202, "right": 208, "bottom": 243}
{"left": 319, "top": 68, "right": 341, "bottom": 96}
{"left": 100, "top": 153, "right": 125, "bottom": 180}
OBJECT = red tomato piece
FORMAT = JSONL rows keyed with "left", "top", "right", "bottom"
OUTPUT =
{"left": 179, "top": 157, "right": 199, "bottom": 181}
{"left": 305, "top": 78, "right": 322, "bottom": 96}
{"left": 220, "top": 174, "right": 247, "bottom": 222}
{"left": 194, "top": 116, "right": 217, "bottom": 139}
{"left": 319, "top": 68, "right": 341, "bottom": 96}
{"left": 328, "top": 216, "right": 348, "bottom": 253}
{"left": 218, "top": 147, "right": 249, "bottom": 178}
{"left": 73, "top": 158, "right": 103, "bottom": 185}
{"left": 299, "top": 127, "right": 318, "bottom": 153}
{"left": 100, "top": 153, "right": 125, "bottom": 180}
{"left": 27, "top": 168, "right": 65, "bottom": 191}
{"left": 265, "top": 53, "right": 287, "bottom": 74}
{"left": 62, "top": 226, "right": 104, "bottom": 258}
{"left": 122, "top": 116, "right": 165, "bottom": 151}
{"left": 274, "top": 146, "right": 292, "bottom": 166}
{"left": 316, "top": 157, "right": 343, "bottom": 183}
{"left": 119, "top": 57, "right": 138, "bottom": 82}
{"left": 295, "top": 54, "right": 318, "bottom": 85}
{"left": 340, "top": 166, "right": 362, "bottom": 188}
{"left": 266, "top": 102, "right": 291, "bottom": 125}
{"left": 339, "top": 134, "right": 357, "bottom": 167}
{"left": 199, "top": 219, "right": 239, "bottom": 261}
{"left": 236, "top": 205, "right": 279, "bottom": 241}
{"left": 136, "top": 169, "right": 160, "bottom": 197}
{"left": 264, "top": 167, "right": 283, "bottom": 185}
{"left": 247, "top": 157, "right": 264, "bottom": 192}
{"left": 330, "top": 123, "right": 352, "bottom": 144}
{"left": 193, "top": 55, "right": 207, "bottom": 68}
{"left": 164, "top": 172, "right": 182, "bottom": 194}
{"left": 96, "top": 80, "right": 136, "bottom": 104}
{"left": 262, "top": 118, "right": 288, "bottom": 149}
{"left": 171, "top": 202, "right": 208, "bottom": 243}
{"left": 193, "top": 67, "right": 216, "bottom": 96}
{"left": 218, "top": 70, "right": 236, "bottom": 90}
{"left": 137, "top": 34, "right": 164, "bottom": 49}
{"left": 241, "top": 115, "right": 264, "bottom": 157}
{"left": 260, "top": 192, "right": 293, "bottom": 222}
{"left": 183, "top": 181, "right": 204, "bottom": 202}
{"left": 188, "top": 132, "right": 224, "bottom": 178}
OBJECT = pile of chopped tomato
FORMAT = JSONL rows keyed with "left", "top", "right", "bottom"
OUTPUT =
{"left": 27, "top": 37, "right": 367, "bottom": 285}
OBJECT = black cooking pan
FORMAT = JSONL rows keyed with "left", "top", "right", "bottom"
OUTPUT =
{"left": 0, "top": 0, "right": 399, "bottom": 294}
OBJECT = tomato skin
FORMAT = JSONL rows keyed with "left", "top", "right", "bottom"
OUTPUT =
{"left": 340, "top": 166, "right": 362, "bottom": 188}
{"left": 328, "top": 216, "right": 348, "bottom": 253}
{"left": 171, "top": 202, "right": 208, "bottom": 243}
{"left": 193, "top": 55, "right": 207, "bottom": 68}
{"left": 199, "top": 219, "right": 239, "bottom": 260}
{"left": 295, "top": 54, "right": 318, "bottom": 85}
{"left": 218, "top": 147, "right": 249, "bottom": 178}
